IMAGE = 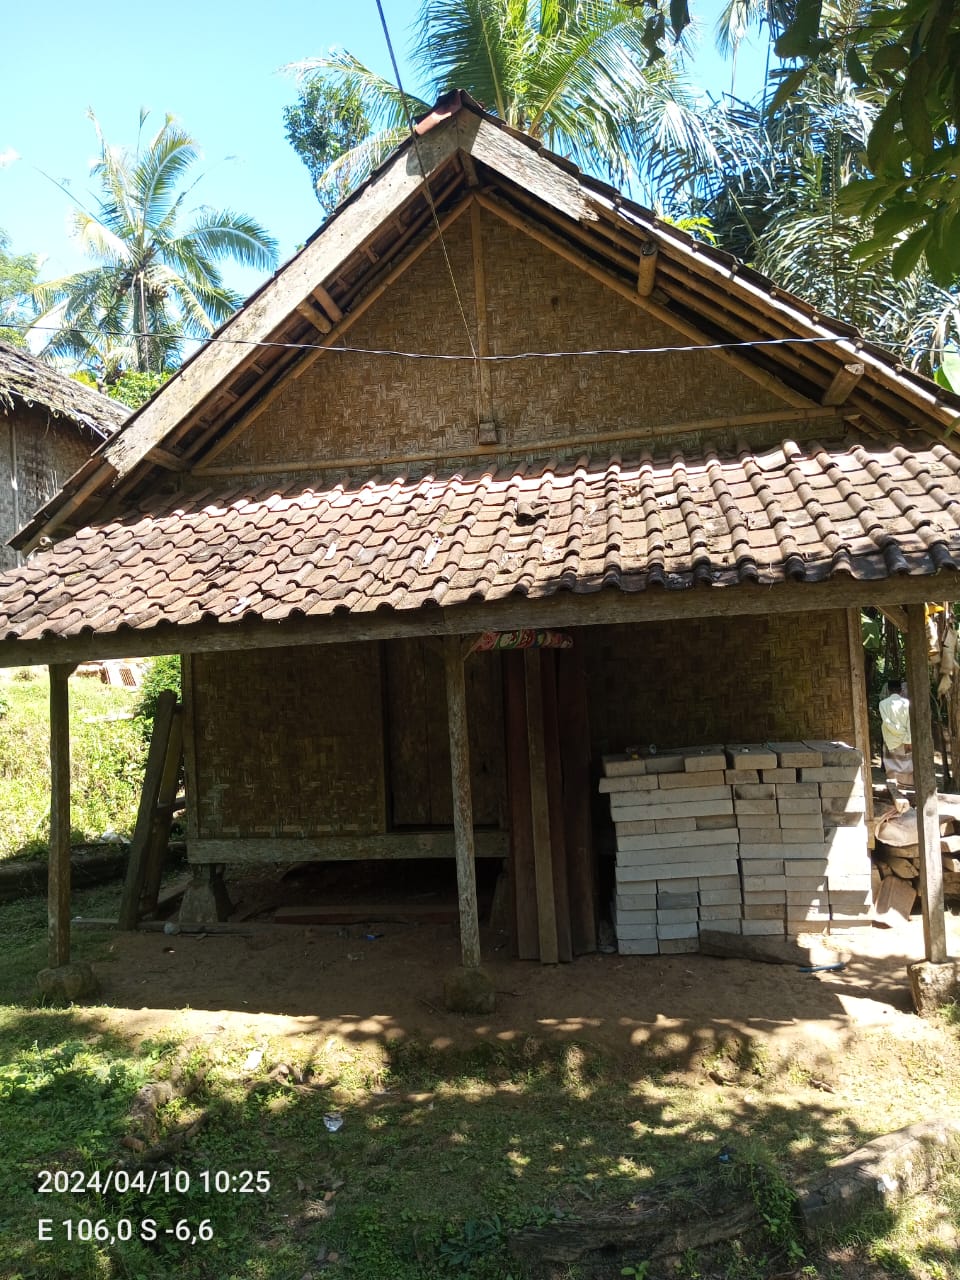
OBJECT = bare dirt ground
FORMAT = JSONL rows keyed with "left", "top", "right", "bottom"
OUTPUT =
{"left": 87, "top": 907, "right": 960, "bottom": 1097}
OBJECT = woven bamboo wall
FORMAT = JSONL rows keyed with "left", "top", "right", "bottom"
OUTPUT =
{"left": 208, "top": 206, "right": 788, "bottom": 482}
{"left": 191, "top": 643, "right": 386, "bottom": 838}
{"left": 385, "top": 638, "right": 506, "bottom": 827}
{"left": 582, "top": 610, "right": 855, "bottom": 757}
{"left": 1, "top": 408, "right": 92, "bottom": 570}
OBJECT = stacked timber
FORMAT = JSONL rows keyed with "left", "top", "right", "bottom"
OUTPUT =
{"left": 601, "top": 741, "right": 869, "bottom": 955}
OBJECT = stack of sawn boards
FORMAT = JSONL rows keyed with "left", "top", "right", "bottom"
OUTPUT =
{"left": 600, "top": 742, "right": 868, "bottom": 954}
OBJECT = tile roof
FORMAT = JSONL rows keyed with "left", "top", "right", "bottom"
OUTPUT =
{"left": 2, "top": 437, "right": 960, "bottom": 643}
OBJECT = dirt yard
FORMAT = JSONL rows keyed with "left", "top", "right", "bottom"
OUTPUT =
{"left": 88, "top": 908, "right": 960, "bottom": 1103}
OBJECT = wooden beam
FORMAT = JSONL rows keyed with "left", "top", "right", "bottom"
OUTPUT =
{"left": 295, "top": 299, "right": 333, "bottom": 334}
{"left": 636, "top": 240, "right": 659, "bottom": 296}
{"left": 311, "top": 285, "right": 343, "bottom": 323}
{"left": 186, "top": 831, "right": 509, "bottom": 863}
{"left": 475, "top": 191, "right": 814, "bottom": 410}
{"left": 846, "top": 608, "right": 874, "bottom": 829}
{"left": 905, "top": 601, "right": 948, "bottom": 963}
{"left": 878, "top": 605, "right": 909, "bottom": 633}
{"left": 119, "top": 690, "right": 178, "bottom": 929}
{"left": 823, "top": 362, "right": 865, "bottom": 406}
{"left": 196, "top": 405, "right": 843, "bottom": 478}
{"left": 8, "top": 573, "right": 960, "bottom": 670}
{"left": 524, "top": 648, "right": 559, "bottom": 963}
{"left": 443, "top": 632, "right": 482, "bottom": 968}
{"left": 471, "top": 200, "right": 493, "bottom": 426}
{"left": 48, "top": 664, "right": 73, "bottom": 967}
{"left": 503, "top": 652, "right": 539, "bottom": 959}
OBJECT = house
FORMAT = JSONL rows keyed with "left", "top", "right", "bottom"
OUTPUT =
{"left": 0, "top": 342, "right": 127, "bottom": 570}
{"left": 1, "top": 92, "right": 958, "bottom": 976}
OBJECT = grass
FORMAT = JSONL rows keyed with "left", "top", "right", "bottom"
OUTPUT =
{"left": 1, "top": 878, "right": 959, "bottom": 1279}
{"left": 0, "top": 669, "right": 144, "bottom": 860}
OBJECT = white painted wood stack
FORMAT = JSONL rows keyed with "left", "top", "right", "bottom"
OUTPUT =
{"left": 601, "top": 741, "right": 868, "bottom": 955}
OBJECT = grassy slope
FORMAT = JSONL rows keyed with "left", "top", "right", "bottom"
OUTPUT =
{"left": 0, "top": 883, "right": 958, "bottom": 1280}
{"left": 0, "top": 671, "right": 144, "bottom": 859}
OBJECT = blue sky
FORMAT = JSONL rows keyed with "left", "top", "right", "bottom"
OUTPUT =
{"left": 0, "top": 0, "right": 766, "bottom": 306}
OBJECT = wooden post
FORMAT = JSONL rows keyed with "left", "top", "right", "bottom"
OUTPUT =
{"left": 524, "top": 648, "right": 559, "bottom": 964}
{"left": 48, "top": 664, "right": 73, "bottom": 967}
{"left": 904, "top": 602, "right": 948, "bottom": 963}
{"left": 540, "top": 651, "right": 572, "bottom": 962}
{"left": 503, "top": 652, "right": 539, "bottom": 959}
{"left": 120, "top": 690, "right": 180, "bottom": 929}
{"left": 846, "top": 608, "right": 874, "bottom": 827}
{"left": 557, "top": 644, "right": 597, "bottom": 954}
{"left": 443, "top": 633, "right": 482, "bottom": 969}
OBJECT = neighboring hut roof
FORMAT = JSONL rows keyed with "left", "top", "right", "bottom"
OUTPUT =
{"left": 0, "top": 341, "right": 128, "bottom": 439}
{"left": 10, "top": 90, "right": 960, "bottom": 556}
{"left": 2, "top": 436, "right": 959, "bottom": 652}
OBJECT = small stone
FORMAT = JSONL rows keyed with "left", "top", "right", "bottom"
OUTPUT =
{"left": 442, "top": 965, "right": 496, "bottom": 1014}
{"left": 36, "top": 962, "right": 100, "bottom": 1003}
{"left": 907, "top": 958, "right": 960, "bottom": 1016}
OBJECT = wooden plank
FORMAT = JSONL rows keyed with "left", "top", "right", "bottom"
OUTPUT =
{"left": 48, "top": 664, "right": 73, "bottom": 967}
{"left": 557, "top": 645, "right": 597, "bottom": 954}
{"left": 9, "top": 573, "right": 960, "bottom": 672}
{"left": 140, "top": 708, "right": 184, "bottom": 914}
{"left": 443, "top": 633, "right": 482, "bottom": 968}
{"left": 504, "top": 651, "right": 539, "bottom": 960}
{"left": 905, "top": 602, "right": 948, "bottom": 962}
{"left": 847, "top": 608, "right": 875, "bottom": 828}
{"left": 186, "top": 831, "right": 509, "bottom": 863}
{"left": 274, "top": 902, "right": 458, "bottom": 925}
{"left": 120, "top": 690, "right": 178, "bottom": 930}
{"left": 540, "top": 650, "right": 572, "bottom": 962}
{"left": 180, "top": 654, "right": 200, "bottom": 841}
{"left": 525, "top": 648, "right": 559, "bottom": 963}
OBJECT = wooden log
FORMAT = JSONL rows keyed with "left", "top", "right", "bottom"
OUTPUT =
{"left": 120, "top": 691, "right": 178, "bottom": 930}
{"left": 822, "top": 362, "right": 865, "bottom": 406}
{"left": 540, "top": 651, "right": 572, "bottom": 962}
{"left": 48, "top": 664, "right": 74, "bottom": 967}
{"left": 905, "top": 602, "right": 948, "bottom": 963}
{"left": 557, "top": 645, "right": 597, "bottom": 954}
{"left": 504, "top": 652, "right": 539, "bottom": 959}
{"left": 636, "top": 239, "right": 658, "bottom": 296}
{"left": 141, "top": 708, "right": 184, "bottom": 914}
{"left": 525, "top": 648, "right": 559, "bottom": 964}
{"left": 444, "top": 634, "right": 482, "bottom": 969}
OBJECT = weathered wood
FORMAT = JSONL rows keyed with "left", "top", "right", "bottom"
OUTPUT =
{"left": 504, "top": 652, "right": 539, "bottom": 960}
{"left": 273, "top": 902, "right": 459, "bottom": 925}
{"left": 444, "top": 633, "right": 482, "bottom": 969}
{"left": 48, "top": 664, "right": 74, "bottom": 967}
{"left": 525, "top": 648, "right": 559, "bottom": 964}
{"left": 9, "top": 573, "right": 960, "bottom": 674}
{"left": 878, "top": 605, "right": 910, "bottom": 632}
{"left": 461, "top": 111, "right": 593, "bottom": 224}
{"left": 873, "top": 873, "right": 917, "bottom": 923}
{"left": 195, "top": 405, "right": 843, "bottom": 479}
{"left": 140, "top": 708, "right": 184, "bottom": 914}
{"left": 186, "top": 831, "right": 509, "bottom": 863}
{"left": 540, "top": 650, "right": 572, "bottom": 962}
{"left": 822, "top": 362, "right": 865, "bottom": 406}
{"left": 120, "top": 690, "right": 178, "bottom": 930}
{"left": 847, "top": 607, "right": 874, "bottom": 828}
{"left": 179, "top": 654, "right": 200, "bottom": 841}
{"left": 557, "top": 646, "right": 597, "bottom": 954}
{"left": 905, "top": 601, "right": 948, "bottom": 963}
{"left": 636, "top": 239, "right": 658, "bottom": 295}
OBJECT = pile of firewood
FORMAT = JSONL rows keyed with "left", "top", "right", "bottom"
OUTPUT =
{"left": 873, "top": 796, "right": 960, "bottom": 919}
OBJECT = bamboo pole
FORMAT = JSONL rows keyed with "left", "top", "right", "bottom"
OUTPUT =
{"left": 443, "top": 633, "right": 482, "bottom": 968}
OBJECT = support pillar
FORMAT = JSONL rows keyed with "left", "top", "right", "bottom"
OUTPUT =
{"left": 443, "top": 634, "right": 482, "bottom": 969}
{"left": 48, "top": 664, "right": 73, "bottom": 967}
{"left": 904, "top": 603, "right": 948, "bottom": 963}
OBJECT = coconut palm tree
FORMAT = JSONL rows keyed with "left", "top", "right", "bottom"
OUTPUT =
{"left": 33, "top": 111, "right": 278, "bottom": 378}
{"left": 287, "top": 0, "right": 721, "bottom": 210}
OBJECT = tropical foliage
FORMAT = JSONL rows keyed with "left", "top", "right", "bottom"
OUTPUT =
{"left": 0, "top": 229, "right": 39, "bottom": 349}
{"left": 283, "top": 80, "right": 373, "bottom": 214}
{"left": 286, "top": 0, "right": 721, "bottom": 211}
{"left": 32, "top": 111, "right": 278, "bottom": 379}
